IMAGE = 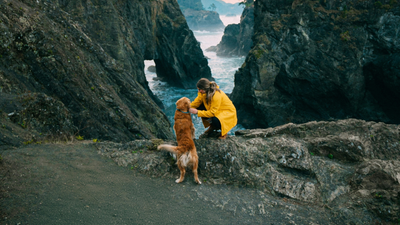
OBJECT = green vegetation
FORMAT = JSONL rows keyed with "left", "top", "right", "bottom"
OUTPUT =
{"left": 76, "top": 135, "right": 84, "bottom": 140}
{"left": 328, "top": 154, "right": 333, "bottom": 159}
{"left": 381, "top": 4, "right": 392, "bottom": 9}
{"left": 239, "top": 0, "right": 254, "bottom": 7}
{"left": 374, "top": 1, "right": 383, "bottom": 8}
{"left": 374, "top": 192, "right": 382, "bottom": 198}
{"left": 253, "top": 49, "right": 265, "bottom": 59}
{"left": 173, "top": 16, "right": 186, "bottom": 27}
{"left": 23, "top": 139, "right": 34, "bottom": 145}
{"left": 149, "top": 139, "right": 163, "bottom": 150}
{"left": 340, "top": 31, "right": 351, "bottom": 41}
{"left": 18, "top": 121, "right": 26, "bottom": 128}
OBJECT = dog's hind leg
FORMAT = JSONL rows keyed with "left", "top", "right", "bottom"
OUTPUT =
{"left": 192, "top": 160, "right": 201, "bottom": 184}
{"left": 175, "top": 162, "right": 186, "bottom": 184}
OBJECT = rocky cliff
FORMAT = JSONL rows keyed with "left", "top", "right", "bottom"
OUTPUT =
{"left": 206, "top": 4, "right": 254, "bottom": 57}
{"left": 231, "top": 0, "right": 400, "bottom": 129}
{"left": 177, "top": 0, "right": 225, "bottom": 32}
{"left": 98, "top": 119, "right": 400, "bottom": 223}
{"left": 0, "top": 0, "right": 211, "bottom": 143}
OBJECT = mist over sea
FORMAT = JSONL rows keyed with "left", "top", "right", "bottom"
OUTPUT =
{"left": 145, "top": 15, "right": 245, "bottom": 138}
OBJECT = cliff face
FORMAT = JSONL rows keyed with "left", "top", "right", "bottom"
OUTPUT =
{"left": 231, "top": 0, "right": 400, "bottom": 128}
{"left": 177, "top": 0, "right": 225, "bottom": 32}
{"left": 207, "top": 4, "right": 254, "bottom": 57}
{"left": 0, "top": 0, "right": 211, "bottom": 142}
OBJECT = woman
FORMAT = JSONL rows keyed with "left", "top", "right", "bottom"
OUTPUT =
{"left": 189, "top": 78, "right": 237, "bottom": 139}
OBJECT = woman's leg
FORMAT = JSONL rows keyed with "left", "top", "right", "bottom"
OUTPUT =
{"left": 197, "top": 104, "right": 220, "bottom": 133}
{"left": 211, "top": 117, "right": 221, "bottom": 130}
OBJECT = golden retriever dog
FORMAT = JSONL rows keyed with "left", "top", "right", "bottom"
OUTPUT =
{"left": 157, "top": 97, "right": 201, "bottom": 184}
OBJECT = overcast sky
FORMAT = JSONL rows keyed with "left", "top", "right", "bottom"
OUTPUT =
{"left": 221, "top": 0, "right": 242, "bottom": 3}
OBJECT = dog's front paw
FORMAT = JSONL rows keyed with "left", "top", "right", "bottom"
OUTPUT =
{"left": 197, "top": 180, "right": 202, "bottom": 185}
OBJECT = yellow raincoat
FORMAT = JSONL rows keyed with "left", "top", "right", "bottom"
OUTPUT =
{"left": 190, "top": 89, "right": 237, "bottom": 136}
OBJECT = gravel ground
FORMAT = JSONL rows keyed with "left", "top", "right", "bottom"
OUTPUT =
{"left": 0, "top": 142, "right": 269, "bottom": 225}
{"left": 1, "top": 141, "right": 379, "bottom": 225}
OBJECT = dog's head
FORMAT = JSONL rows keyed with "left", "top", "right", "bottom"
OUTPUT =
{"left": 176, "top": 97, "right": 191, "bottom": 112}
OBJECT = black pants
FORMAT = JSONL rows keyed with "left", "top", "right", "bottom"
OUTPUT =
{"left": 197, "top": 104, "right": 221, "bottom": 130}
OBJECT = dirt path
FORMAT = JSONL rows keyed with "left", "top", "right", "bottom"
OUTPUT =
{"left": 1, "top": 142, "right": 362, "bottom": 225}
{"left": 1, "top": 142, "right": 270, "bottom": 224}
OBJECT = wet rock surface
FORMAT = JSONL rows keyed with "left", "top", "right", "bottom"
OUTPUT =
{"left": 96, "top": 119, "right": 400, "bottom": 223}
{"left": 231, "top": 0, "right": 400, "bottom": 128}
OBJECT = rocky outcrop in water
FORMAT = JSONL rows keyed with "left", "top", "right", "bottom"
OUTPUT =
{"left": 202, "top": 0, "right": 244, "bottom": 16}
{"left": 182, "top": 9, "right": 225, "bottom": 32}
{"left": 97, "top": 119, "right": 400, "bottom": 223}
{"left": 230, "top": 0, "right": 400, "bottom": 128}
{"left": 206, "top": 4, "right": 254, "bottom": 57}
{"left": 177, "top": 0, "right": 225, "bottom": 32}
{"left": 0, "top": 0, "right": 211, "bottom": 142}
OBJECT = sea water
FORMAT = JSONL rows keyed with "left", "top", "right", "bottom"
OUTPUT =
{"left": 145, "top": 15, "right": 246, "bottom": 138}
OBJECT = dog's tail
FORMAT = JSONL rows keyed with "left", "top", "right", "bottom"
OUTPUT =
{"left": 158, "top": 144, "right": 192, "bottom": 167}
{"left": 157, "top": 144, "right": 180, "bottom": 154}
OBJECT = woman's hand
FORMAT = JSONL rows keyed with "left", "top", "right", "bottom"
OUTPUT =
{"left": 189, "top": 108, "right": 198, "bottom": 114}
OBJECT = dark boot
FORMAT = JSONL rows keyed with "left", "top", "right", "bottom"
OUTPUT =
{"left": 204, "top": 125, "right": 215, "bottom": 134}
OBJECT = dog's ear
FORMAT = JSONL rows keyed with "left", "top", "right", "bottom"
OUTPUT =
{"left": 185, "top": 100, "right": 190, "bottom": 111}
{"left": 176, "top": 97, "right": 185, "bottom": 110}
{"left": 185, "top": 98, "right": 191, "bottom": 111}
